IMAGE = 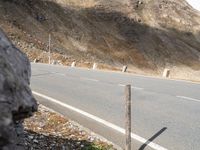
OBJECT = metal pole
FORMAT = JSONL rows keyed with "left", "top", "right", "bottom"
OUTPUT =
{"left": 125, "top": 85, "right": 131, "bottom": 150}
{"left": 48, "top": 34, "right": 51, "bottom": 64}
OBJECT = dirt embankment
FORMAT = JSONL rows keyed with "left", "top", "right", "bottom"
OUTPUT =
{"left": 0, "top": 0, "right": 200, "bottom": 81}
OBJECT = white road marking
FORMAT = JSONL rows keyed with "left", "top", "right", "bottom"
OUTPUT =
{"left": 51, "top": 72, "right": 58, "bottom": 74}
{"left": 54, "top": 72, "right": 100, "bottom": 82}
{"left": 80, "top": 77, "right": 99, "bottom": 82}
{"left": 33, "top": 91, "right": 167, "bottom": 150}
{"left": 132, "top": 87, "right": 144, "bottom": 90}
{"left": 55, "top": 73, "right": 65, "bottom": 76}
{"left": 118, "top": 84, "right": 143, "bottom": 90}
{"left": 176, "top": 96, "right": 200, "bottom": 102}
{"left": 118, "top": 84, "right": 125, "bottom": 87}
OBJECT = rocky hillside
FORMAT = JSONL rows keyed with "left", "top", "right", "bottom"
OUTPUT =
{"left": 0, "top": 0, "right": 200, "bottom": 79}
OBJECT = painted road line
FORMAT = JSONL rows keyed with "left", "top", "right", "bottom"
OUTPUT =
{"left": 55, "top": 73, "right": 65, "bottom": 76}
{"left": 118, "top": 84, "right": 143, "bottom": 90}
{"left": 33, "top": 91, "right": 167, "bottom": 150}
{"left": 118, "top": 84, "right": 125, "bottom": 87}
{"left": 80, "top": 77, "right": 99, "bottom": 82}
{"left": 131, "top": 87, "right": 144, "bottom": 90}
{"left": 176, "top": 96, "right": 200, "bottom": 103}
{"left": 53, "top": 72, "right": 100, "bottom": 82}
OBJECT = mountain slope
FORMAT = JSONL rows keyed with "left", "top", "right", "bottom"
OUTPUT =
{"left": 0, "top": 0, "right": 200, "bottom": 79}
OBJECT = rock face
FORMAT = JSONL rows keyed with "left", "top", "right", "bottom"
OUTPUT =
{"left": 0, "top": 28, "right": 37, "bottom": 149}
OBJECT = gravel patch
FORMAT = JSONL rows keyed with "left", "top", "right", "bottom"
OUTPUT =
{"left": 23, "top": 105, "right": 116, "bottom": 150}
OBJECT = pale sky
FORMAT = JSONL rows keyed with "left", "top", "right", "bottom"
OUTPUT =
{"left": 186, "top": 0, "right": 200, "bottom": 11}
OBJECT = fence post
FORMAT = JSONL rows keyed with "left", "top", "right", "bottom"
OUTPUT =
{"left": 125, "top": 85, "right": 131, "bottom": 150}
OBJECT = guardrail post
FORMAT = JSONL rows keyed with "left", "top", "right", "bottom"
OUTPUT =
{"left": 125, "top": 85, "right": 131, "bottom": 150}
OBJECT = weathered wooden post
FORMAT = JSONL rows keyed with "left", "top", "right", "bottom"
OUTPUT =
{"left": 125, "top": 85, "right": 131, "bottom": 150}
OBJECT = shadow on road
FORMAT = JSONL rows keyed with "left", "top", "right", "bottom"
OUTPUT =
{"left": 139, "top": 127, "right": 167, "bottom": 150}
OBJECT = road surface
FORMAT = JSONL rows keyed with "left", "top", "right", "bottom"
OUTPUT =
{"left": 31, "top": 63, "right": 200, "bottom": 150}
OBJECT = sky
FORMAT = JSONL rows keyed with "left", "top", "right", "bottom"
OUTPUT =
{"left": 186, "top": 0, "right": 200, "bottom": 11}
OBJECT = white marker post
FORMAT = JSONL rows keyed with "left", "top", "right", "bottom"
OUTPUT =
{"left": 125, "top": 85, "right": 131, "bottom": 150}
{"left": 48, "top": 34, "right": 51, "bottom": 64}
{"left": 33, "top": 59, "right": 38, "bottom": 63}
{"left": 71, "top": 62, "right": 76, "bottom": 67}
{"left": 162, "top": 69, "right": 170, "bottom": 78}
{"left": 92, "top": 63, "right": 97, "bottom": 70}
{"left": 122, "top": 66, "right": 128, "bottom": 72}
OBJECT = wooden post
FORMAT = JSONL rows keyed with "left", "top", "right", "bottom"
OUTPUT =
{"left": 125, "top": 85, "right": 131, "bottom": 150}
{"left": 48, "top": 34, "right": 51, "bottom": 64}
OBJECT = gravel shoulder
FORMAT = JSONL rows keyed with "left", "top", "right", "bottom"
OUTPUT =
{"left": 23, "top": 105, "right": 116, "bottom": 150}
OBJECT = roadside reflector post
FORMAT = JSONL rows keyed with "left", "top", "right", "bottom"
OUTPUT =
{"left": 162, "top": 69, "right": 170, "bottom": 78}
{"left": 122, "top": 66, "right": 128, "bottom": 72}
{"left": 71, "top": 62, "right": 76, "bottom": 67}
{"left": 92, "top": 63, "right": 97, "bottom": 70}
{"left": 33, "top": 59, "right": 38, "bottom": 63}
{"left": 125, "top": 85, "right": 131, "bottom": 150}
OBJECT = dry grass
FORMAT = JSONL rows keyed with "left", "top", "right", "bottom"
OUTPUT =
{"left": 56, "top": 0, "right": 98, "bottom": 8}
{"left": 23, "top": 105, "right": 115, "bottom": 150}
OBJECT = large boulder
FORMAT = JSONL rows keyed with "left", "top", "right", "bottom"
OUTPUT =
{"left": 0, "top": 28, "right": 37, "bottom": 149}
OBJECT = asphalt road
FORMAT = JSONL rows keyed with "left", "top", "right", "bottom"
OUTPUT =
{"left": 31, "top": 63, "right": 200, "bottom": 150}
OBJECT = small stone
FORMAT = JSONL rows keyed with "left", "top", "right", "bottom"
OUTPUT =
{"left": 33, "top": 139, "right": 38, "bottom": 143}
{"left": 29, "top": 136, "right": 34, "bottom": 140}
{"left": 81, "top": 144, "right": 84, "bottom": 148}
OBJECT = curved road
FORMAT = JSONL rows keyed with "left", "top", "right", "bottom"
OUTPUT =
{"left": 31, "top": 63, "right": 200, "bottom": 150}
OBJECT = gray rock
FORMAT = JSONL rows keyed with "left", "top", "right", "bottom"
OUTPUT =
{"left": 0, "top": 28, "right": 37, "bottom": 149}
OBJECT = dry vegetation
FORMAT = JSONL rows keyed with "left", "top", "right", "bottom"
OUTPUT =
{"left": 0, "top": 0, "right": 200, "bottom": 81}
{"left": 23, "top": 105, "right": 115, "bottom": 150}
